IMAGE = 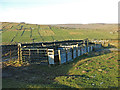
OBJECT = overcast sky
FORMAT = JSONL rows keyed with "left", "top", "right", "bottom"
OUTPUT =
{"left": 0, "top": 0, "right": 119, "bottom": 24}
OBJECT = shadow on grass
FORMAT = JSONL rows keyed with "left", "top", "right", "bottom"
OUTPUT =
{"left": 2, "top": 47, "right": 114, "bottom": 88}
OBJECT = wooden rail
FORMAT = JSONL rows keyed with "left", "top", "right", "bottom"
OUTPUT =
{"left": 18, "top": 42, "right": 102, "bottom": 65}
{"left": 2, "top": 39, "right": 103, "bottom": 65}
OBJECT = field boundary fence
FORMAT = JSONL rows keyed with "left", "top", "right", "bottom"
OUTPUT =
{"left": 2, "top": 45, "right": 18, "bottom": 62}
{"left": 2, "top": 39, "right": 108, "bottom": 65}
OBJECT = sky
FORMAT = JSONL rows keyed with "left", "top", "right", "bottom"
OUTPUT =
{"left": 0, "top": 0, "right": 119, "bottom": 24}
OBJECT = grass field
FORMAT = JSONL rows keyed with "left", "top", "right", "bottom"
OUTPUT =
{"left": 2, "top": 22, "right": 119, "bottom": 88}
{"left": 2, "top": 49, "right": 118, "bottom": 88}
{"left": 1, "top": 22, "right": 118, "bottom": 44}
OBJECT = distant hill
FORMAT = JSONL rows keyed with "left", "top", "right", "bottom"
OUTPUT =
{"left": 1, "top": 22, "right": 118, "bottom": 45}
{"left": 52, "top": 24, "right": 118, "bottom": 31}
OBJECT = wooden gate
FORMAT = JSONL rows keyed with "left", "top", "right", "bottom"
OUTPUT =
{"left": 21, "top": 47, "right": 48, "bottom": 64}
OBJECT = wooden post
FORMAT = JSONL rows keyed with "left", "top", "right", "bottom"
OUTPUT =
{"left": 65, "top": 48, "right": 68, "bottom": 62}
{"left": 58, "top": 50, "right": 61, "bottom": 64}
{"left": 87, "top": 39, "right": 89, "bottom": 46}
{"left": 103, "top": 40, "right": 105, "bottom": 47}
{"left": 76, "top": 45, "right": 78, "bottom": 57}
{"left": 42, "top": 43, "right": 44, "bottom": 46}
{"left": 47, "top": 49, "right": 49, "bottom": 65}
{"left": 29, "top": 49, "right": 31, "bottom": 63}
{"left": 104, "top": 40, "right": 106, "bottom": 47}
{"left": 72, "top": 45, "right": 74, "bottom": 59}
{"left": 20, "top": 48, "right": 22, "bottom": 64}
{"left": 10, "top": 48, "right": 11, "bottom": 62}
{"left": 18, "top": 43, "right": 21, "bottom": 63}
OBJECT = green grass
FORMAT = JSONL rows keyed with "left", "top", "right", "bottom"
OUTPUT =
{"left": 2, "top": 50, "right": 118, "bottom": 88}
{"left": 56, "top": 52, "right": 118, "bottom": 88}
{"left": 2, "top": 31, "right": 18, "bottom": 44}
{"left": 2, "top": 22, "right": 119, "bottom": 88}
{"left": 1, "top": 22, "right": 118, "bottom": 44}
